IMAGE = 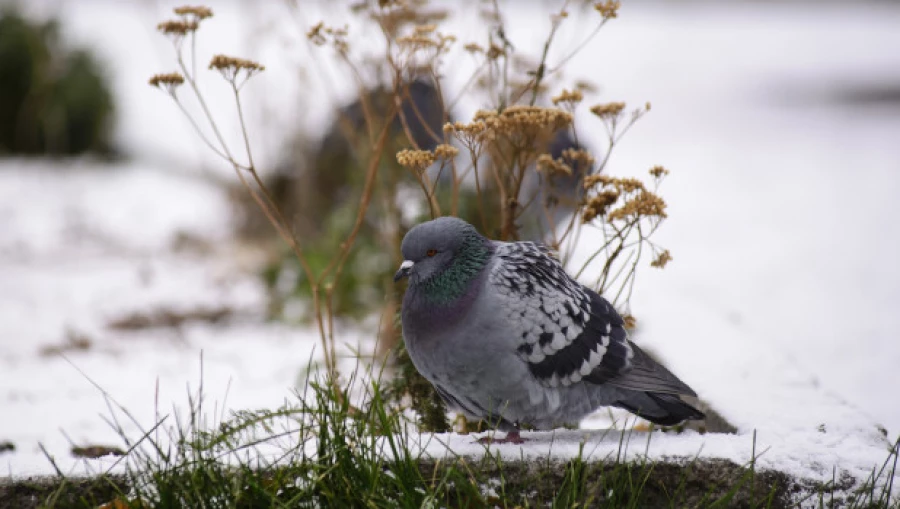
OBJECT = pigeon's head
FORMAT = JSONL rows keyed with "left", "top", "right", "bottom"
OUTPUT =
{"left": 395, "top": 217, "right": 488, "bottom": 285}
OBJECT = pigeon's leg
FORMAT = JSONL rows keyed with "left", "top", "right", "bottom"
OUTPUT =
{"left": 477, "top": 430, "right": 525, "bottom": 445}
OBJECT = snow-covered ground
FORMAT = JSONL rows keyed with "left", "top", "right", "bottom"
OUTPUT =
{"left": 2, "top": 0, "right": 899, "bottom": 500}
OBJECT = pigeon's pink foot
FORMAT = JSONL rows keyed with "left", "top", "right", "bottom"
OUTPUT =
{"left": 477, "top": 430, "right": 525, "bottom": 445}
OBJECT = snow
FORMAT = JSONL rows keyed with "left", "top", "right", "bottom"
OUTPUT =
{"left": 1, "top": 0, "right": 899, "bottom": 503}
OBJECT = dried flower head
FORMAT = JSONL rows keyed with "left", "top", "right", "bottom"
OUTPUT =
{"left": 486, "top": 43, "right": 506, "bottom": 60}
{"left": 649, "top": 165, "right": 670, "bottom": 178}
{"left": 537, "top": 154, "right": 573, "bottom": 177}
{"left": 590, "top": 102, "right": 626, "bottom": 119}
{"left": 157, "top": 19, "right": 199, "bottom": 36}
{"left": 374, "top": 5, "right": 448, "bottom": 38}
{"left": 446, "top": 106, "right": 572, "bottom": 149}
{"left": 396, "top": 149, "right": 435, "bottom": 170}
{"left": 396, "top": 35, "right": 439, "bottom": 49}
{"left": 307, "top": 22, "right": 349, "bottom": 52}
{"left": 594, "top": 1, "right": 621, "bottom": 19}
{"left": 464, "top": 42, "right": 484, "bottom": 54}
{"left": 307, "top": 22, "right": 326, "bottom": 45}
{"left": 622, "top": 314, "right": 637, "bottom": 329}
{"left": 650, "top": 250, "right": 673, "bottom": 269}
{"left": 584, "top": 174, "right": 612, "bottom": 189}
{"left": 444, "top": 120, "right": 490, "bottom": 146}
{"left": 209, "top": 55, "right": 265, "bottom": 82}
{"left": 397, "top": 29, "right": 455, "bottom": 54}
{"left": 173, "top": 5, "right": 213, "bottom": 20}
{"left": 551, "top": 89, "right": 584, "bottom": 107}
{"left": 495, "top": 105, "right": 573, "bottom": 133}
{"left": 562, "top": 148, "right": 595, "bottom": 168}
{"left": 148, "top": 72, "right": 185, "bottom": 95}
{"left": 607, "top": 190, "right": 668, "bottom": 222}
{"left": 414, "top": 24, "right": 437, "bottom": 34}
{"left": 582, "top": 189, "right": 619, "bottom": 222}
{"left": 575, "top": 80, "right": 598, "bottom": 93}
{"left": 433, "top": 144, "right": 459, "bottom": 160}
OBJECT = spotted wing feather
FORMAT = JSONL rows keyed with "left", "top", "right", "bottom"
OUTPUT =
{"left": 490, "top": 242, "right": 697, "bottom": 398}
{"left": 490, "top": 242, "right": 634, "bottom": 388}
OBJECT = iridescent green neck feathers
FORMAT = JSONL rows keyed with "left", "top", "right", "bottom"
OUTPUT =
{"left": 420, "top": 234, "right": 491, "bottom": 304}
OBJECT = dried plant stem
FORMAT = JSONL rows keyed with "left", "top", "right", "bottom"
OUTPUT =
{"left": 596, "top": 219, "right": 636, "bottom": 291}
{"left": 230, "top": 85, "right": 256, "bottom": 171}
{"left": 447, "top": 59, "right": 489, "bottom": 111}
{"left": 547, "top": 19, "right": 608, "bottom": 76}
{"left": 524, "top": 0, "right": 570, "bottom": 106}
{"left": 450, "top": 166, "right": 460, "bottom": 216}
{"left": 574, "top": 228, "right": 623, "bottom": 280}
{"left": 171, "top": 98, "right": 231, "bottom": 162}
{"left": 469, "top": 148, "right": 489, "bottom": 233}
{"left": 613, "top": 222, "right": 644, "bottom": 305}
{"left": 176, "top": 54, "right": 236, "bottom": 163}
{"left": 168, "top": 42, "right": 344, "bottom": 381}
{"left": 317, "top": 109, "right": 398, "bottom": 357}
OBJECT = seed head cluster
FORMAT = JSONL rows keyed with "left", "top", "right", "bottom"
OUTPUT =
{"left": 208, "top": 55, "right": 265, "bottom": 82}
{"left": 148, "top": 72, "right": 186, "bottom": 94}
{"left": 433, "top": 144, "right": 459, "bottom": 160}
{"left": 551, "top": 89, "right": 584, "bottom": 107}
{"left": 173, "top": 6, "right": 213, "bottom": 20}
{"left": 650, "top": 249, "right": 673, "bottom": 269}
{"left": 607, "top": 190, "right": 667, "bottom": 222}
{"left": 582, "top": 190, "right": 619, "bottom": 223}
{"left": 464, "top": 43, "right": 484, "bottom": 54}
{"left": 590, "top": 102, "right": 626, "bottom": 119}
{"left": 582, "top": 173, "right": 669, "bottom": 224}
{"left": 209, "top": 55, "right": 265, "bottom": 73}
{"left": 594, "top": 1, "right": 621, "bottom": 19}
{"left": 396, "top": 149, "right": 435, "bottom": 170}
{"left": 373, "top": 5, "right": 448, "bottom": 38}
{"left": 157, "top": 5, "right": 213, "bottom": 39}
{"left": 157, "top": 20, "right": 198, "bottom": 35}
{"left": 536, "top": 154, "right": 573, "bottom": 177}
{"left": 396, "top": 31, "right": 455, "bottom": 53}
{"left": 443, "top": 106, "right": 572, "bottom": 148}
{"left": 562, "top": 148, "right": 595, "bottom": 168}
{"left": 486, "top": 44, "right": 506, "bottom": 60}
{"left": 307, "top": 22, "right": 350, "bottom": 53}
{"left": 649, "top": 165, "right": 670, "bottom": 178}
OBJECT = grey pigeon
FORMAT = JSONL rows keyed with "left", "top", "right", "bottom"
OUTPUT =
{"left": 394, "top": 217, "right": 703, "bottom": 443}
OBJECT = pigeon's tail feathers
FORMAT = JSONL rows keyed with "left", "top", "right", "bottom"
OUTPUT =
{"left": 598, "top": 342, "right": 698, "bottom": 397}
{"left": 614, "top": 392, "right": 705, "bottom": 426}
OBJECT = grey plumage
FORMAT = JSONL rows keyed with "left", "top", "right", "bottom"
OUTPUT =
{"left": 395, "top": 217, "right": 703, "bottom": 436}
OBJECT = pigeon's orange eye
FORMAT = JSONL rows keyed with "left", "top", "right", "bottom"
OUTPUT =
{"left": 426, "top": 249, "right": 437, "bottom": 257}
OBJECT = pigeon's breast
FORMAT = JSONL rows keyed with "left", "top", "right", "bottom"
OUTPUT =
{"left": 401, "top": 269, "right": 508, "bottom": 384}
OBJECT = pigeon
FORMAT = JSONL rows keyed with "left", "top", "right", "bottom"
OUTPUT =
{"left": 394, "top": 216, "right": 703, "bottom": 443}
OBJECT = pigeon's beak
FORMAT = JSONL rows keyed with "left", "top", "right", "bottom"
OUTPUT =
{"left": 393, "top": 260, "right": 414, "bottom": 282}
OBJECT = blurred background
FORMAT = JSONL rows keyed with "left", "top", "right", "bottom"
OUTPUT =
{"left": 1, "top": 0, "right": 899, "bottom": 475}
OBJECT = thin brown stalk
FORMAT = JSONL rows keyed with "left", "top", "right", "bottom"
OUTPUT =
{"left": 318, "top": 107, "right": 398, "bottom": 329}
{"left": 171, "top": 97, "right": 232, "bottom": 162}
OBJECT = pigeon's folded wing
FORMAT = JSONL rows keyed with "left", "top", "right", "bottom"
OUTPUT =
{"left": 490, "top": 242, "right": 696, "bottom": 397}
